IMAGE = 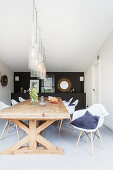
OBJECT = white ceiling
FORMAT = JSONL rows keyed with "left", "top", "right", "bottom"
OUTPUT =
{"left": 0, "top": 0, "right": 113, "bottom": 72}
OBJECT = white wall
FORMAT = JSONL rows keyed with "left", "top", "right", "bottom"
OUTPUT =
{"left": 84, "top": 63, "right": 93, "bottom": 107}
{"left": 0, "top": 59, "right": 14, "bottom": 105}
{"left": 85, "top": 31, "right": 113, "bottom": 130}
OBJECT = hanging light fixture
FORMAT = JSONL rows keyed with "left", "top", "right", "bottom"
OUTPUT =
{"left": 28, "top": 0, "right": 46, "bottom": 79}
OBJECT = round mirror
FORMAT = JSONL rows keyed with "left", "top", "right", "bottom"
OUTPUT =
{"left": 57, "top": 78, "right": 71, "bottom": 92}
{"left": 60, "top": 81, "right": 69, "bottom": 90}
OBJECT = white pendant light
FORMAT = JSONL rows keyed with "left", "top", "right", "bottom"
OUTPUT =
{"left": 28, "top": 0, "right": 47, "bottom": 79}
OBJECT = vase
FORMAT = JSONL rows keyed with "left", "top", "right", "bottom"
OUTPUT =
{"left": 31, "top": 98, "right": 38, "bottom": 105}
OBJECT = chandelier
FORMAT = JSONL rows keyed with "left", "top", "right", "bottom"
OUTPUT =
{"left": 28, "top": 0, "right": 46, "bottom": 79}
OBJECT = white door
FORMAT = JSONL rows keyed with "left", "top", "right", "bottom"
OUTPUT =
{"left": 92, "top": 61, "right": 100, "bottom": 104}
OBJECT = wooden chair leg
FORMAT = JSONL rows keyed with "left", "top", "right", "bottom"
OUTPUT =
{"left": 76, "top": 131, "right": 82, "bottom": 149}
{"left": 68, "top": 118, "right": 72, "bottom": 123}
{"left": 16, "top": 125, "right": 20, "bottom": 140}
{"left": 57, "top": 120, "right": 60, "bottom": 128}
{"left": 91, "top": 132, "right": 94, "bottom": 157}
{"left": 8, "top": 122, "right": 11, "bottom": 133}
{"left": 27, "top": 120, "right": 29, "bottom": 126}
{"left": 86, "top": 133, "right": 88, "bottom": 143}
{"left": 97, "top": 129, "right": 104, "bottom": 149}
{"left": 59, "top": 120, "right": 63, "bottom": 132}
{"left": 0, "top": 121, "right": 9, "bottom": 140}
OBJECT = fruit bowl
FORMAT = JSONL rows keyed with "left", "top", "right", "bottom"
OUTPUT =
{"left": 48, "top": 97, "right": 58, "bottom": 104}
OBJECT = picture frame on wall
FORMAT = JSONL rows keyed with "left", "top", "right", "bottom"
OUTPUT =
{"left": 30, "top": 80, "right": 39, "bottom": 92}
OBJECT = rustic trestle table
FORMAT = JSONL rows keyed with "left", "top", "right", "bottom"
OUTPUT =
{"left": 0, "top": 98, "right": 70, "bottom": 155}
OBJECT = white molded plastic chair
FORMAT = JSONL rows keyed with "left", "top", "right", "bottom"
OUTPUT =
{"left": 58, "top": 98, "right": 73, "bottom": 131}
{"left": 11, "top": 99, "right": 18, "bottom": 105}
{"left": 72, "top": 99, "right": 79, "bottom": 106}
{"left": 58, "top": 100, "right": 79, "bottom": 132}
{"left": 0, "top": 102, "right": 9, "bottom": 110}
{"left": 72, "top": 104, "right": 109, "bottom": 156}
{"left": 66, "top": 99, "right": 79, "bottom": 115}
{"left": 19, "top": 97, "right": 25, "bottom": 102}
{"left": 63, "top": 97, "right": 73, "bottom": 107}
{"left": 0, "top": 101, "right": 19, "bottom": 140}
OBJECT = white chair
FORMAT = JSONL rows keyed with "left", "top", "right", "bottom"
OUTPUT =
{"left": 0, "top": 101, "right": 19, "bottom": 140}
{"left": 19, "top": 97, "right": 25, "bottom": 102}
{"left": 58, "top": 100, "right": 79, "bottom": 131}
{"left": 58, "top": 97, "right": 73, "bottom": 130}
{"left": 66, "top": 99, "right": 79, "bottom": 115}
{"left": 11, "top": 99, "right": 18, "bottom": 105}
{"left": 63, "top": 97, "right": 73, "bottom": 107}
{"left": 72, "top": 99, "right": 79, "bottom": 106}
{"left": 72, "top": 104, "right": 109, "bottom": 157}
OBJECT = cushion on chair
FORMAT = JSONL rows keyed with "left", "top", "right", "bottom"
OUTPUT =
{"left": 71, "top": 111, "right": 100, "bottom": 129}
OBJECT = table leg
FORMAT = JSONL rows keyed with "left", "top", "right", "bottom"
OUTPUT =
{"left": 29, "top": 120, "right": 37, "bottom": 150}
{"left": 1, "top": 119, "right": 64, "bottom": 155}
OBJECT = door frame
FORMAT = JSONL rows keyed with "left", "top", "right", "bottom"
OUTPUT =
{"left": 92, "top": 58, "right": 100, "bottom": 104}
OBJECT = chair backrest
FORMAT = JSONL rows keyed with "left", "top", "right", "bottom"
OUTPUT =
{"left": 72, "top": 104, "right": 109, "bottom": 129}
{"left": 69, "top": 97, "right": 73, "bottom": 103}
{"left": 63, "top": 97, "right": 73, "bottom": 107}
{"left": 72, "top": 109, "right": 87, "bottom": 121}
{"left": 72, "top": 99, "right": 79, "bottom": 106}
{"left": 72, "top": 108, "right": 105, "bottom": 129}
{"left": 11, "top": 99, "right": 18, "bottom": 105}
{"left": 0, "top": 101, "right": 9, "bottom": 110}
{"left": 19, "top": 97, "right": 25, "bottom": 102}
{"left": 87, "top": 104, "right": 109, "bottom": 117}
{"left": 66, "top": 104, "right": 78, "bottom": 115}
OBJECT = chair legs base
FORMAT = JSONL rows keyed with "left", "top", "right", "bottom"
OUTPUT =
{"left": 58, "top": 120, "right": 63, "bottom": 132}
{"left": 76, "top": 129, "right": 104, "bottom": 157}
{"left": 0, "top": 121, "right": 9, "bottom": 140}
{"left": 0, "top": 121, "right": 20, "bottom": 140}
{"left": 57, "top": 119, "right": 72, "bottom": 132}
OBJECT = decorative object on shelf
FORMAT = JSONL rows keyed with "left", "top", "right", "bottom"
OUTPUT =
{"left": 20, "top": 87, "right": 24, "bottom": 93}
{"left": 24, "top": 90, "right": 27, "bottom": 93}
{"left": 29, "top": 87, "right": 38, "bottom": 105}
{"left": 44, "top": 78, "right": 52, "bottom": 89}
{"left": 15, "top": 76, "right": 19, "bottom": 82}
{"left": 41, "top": 74, "right": 55, "bottom": 93}
{"left": 1, "top": 75, "right": 8, "bottom": 86}
{"left": 57, "top": 78, "right": 72, "bottom": 92}
{"left": 30, "top": 80, "right": 39, "bottom": 92}
{"left": 70, "top": 88, "right": 75, "bottom": 93}
{"left": 28, "top": 0, "right": 46, "bottom": 79}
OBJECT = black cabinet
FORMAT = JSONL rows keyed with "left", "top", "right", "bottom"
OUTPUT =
{"left": 11, "top": 93, "right": 86, "bottom": 110}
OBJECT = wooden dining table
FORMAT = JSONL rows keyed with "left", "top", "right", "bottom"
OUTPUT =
{"left": 0, "top": 97, "right": 70, "bottom": 155}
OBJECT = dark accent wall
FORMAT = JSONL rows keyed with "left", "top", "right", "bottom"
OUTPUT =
{"left": 14, "top": 72, "right": 84, "bottom": 93}
{"left": 53, "top": 72, "right": 84, "bottom": 93}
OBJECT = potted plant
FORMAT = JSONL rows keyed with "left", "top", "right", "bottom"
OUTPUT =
{"left": 29, "top": 87, "right": 38, "bottom": 105}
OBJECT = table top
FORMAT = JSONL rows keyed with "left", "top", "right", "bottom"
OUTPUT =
{"left": 0, "top": 98, "right": 70, "bottom": 120}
